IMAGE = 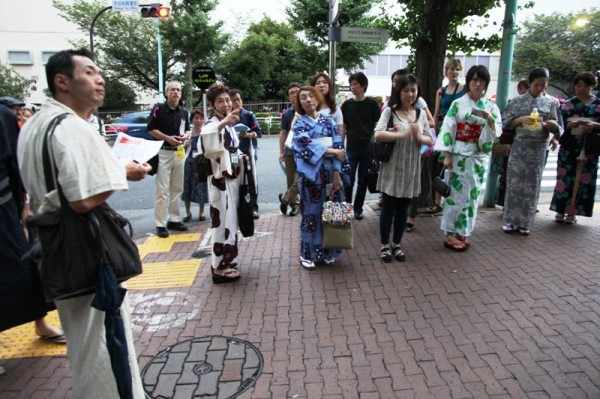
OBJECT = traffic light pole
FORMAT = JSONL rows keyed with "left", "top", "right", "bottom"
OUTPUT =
{"left": 89, "top": 6, "right": 112, "bottom": 58}
{"left": 157, "top": 20, "right": 164, "bottom": 102}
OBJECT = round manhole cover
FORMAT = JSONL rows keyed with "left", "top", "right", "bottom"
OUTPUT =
{"left": 141, "top": 336, "right": 263, "bottom": 399}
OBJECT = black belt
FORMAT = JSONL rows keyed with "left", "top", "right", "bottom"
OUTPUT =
{"left": 161, "top": 145, "right": 179, "bottom": 151}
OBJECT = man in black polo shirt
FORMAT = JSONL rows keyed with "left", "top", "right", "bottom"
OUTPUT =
{"left": 148, "top": 80, "right": 191, "bottom": 238}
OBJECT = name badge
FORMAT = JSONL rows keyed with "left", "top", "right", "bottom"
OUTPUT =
{"left": 231, "top": 153, "right": 239, "bottom": 166}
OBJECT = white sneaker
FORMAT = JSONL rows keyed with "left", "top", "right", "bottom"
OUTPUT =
{"left": 322, "top": 256, "right": 335, "bottom": 266}
{"left": 299, "top": 257, "right": 316, "bottom": 270}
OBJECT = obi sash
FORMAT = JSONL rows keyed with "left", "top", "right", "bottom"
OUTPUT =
{"left": 456, "top": 123, "right": 483, "bottom": 142}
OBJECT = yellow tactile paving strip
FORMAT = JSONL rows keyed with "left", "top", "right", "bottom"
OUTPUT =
{"left": 0, "top": 232, "right": 203, "bottom": 359}
{"left": 126, "top": 259, "right": 202, "bottom": 290}
{"left": 0, "top": 312, "right": 65, "bottom": 359}
{"left": 137, "top": 233, "right": 201, "bottom": 260}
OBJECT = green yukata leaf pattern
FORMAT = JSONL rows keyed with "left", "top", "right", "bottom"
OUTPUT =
{"left": 447, "top": 102, "right": 459, "bottom": 117}
{"left": 443, "top": 132, "right": 453, "bottom": 146}
{"left": 450, "top": 172, "right": 463, "bottom": 193}
{"left": 482, "top": 142, "right": 493, "bottom": 154}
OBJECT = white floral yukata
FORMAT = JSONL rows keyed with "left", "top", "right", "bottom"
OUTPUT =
{"left": 434, "top": 94, "right": 502, "bottom": 237}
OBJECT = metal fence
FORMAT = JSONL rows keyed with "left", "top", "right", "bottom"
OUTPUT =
{"left": 98, "top": 100, "right": 290, "bottom": 136}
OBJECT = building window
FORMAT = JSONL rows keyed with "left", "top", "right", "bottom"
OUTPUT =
{"left": 364, "top": 59, "right": 377, "bottom": 76}
{"left": 389, "top": 55, "right": 402, "bottom": 73}
{"left": 377, "top": 55, "right": 389, "bottom": 76}
{"left": 477, "top": 55, "right": 490, "bottom": 69}
{"left": 42, "top": 51, "right": 57, "bottom": 65}
{"left": 7, "top": 50, "right": 33, "bottom": 65}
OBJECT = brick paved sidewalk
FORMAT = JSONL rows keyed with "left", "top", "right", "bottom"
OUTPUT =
{"left": 1, "top": 204, "right": 599, "bottom": 398}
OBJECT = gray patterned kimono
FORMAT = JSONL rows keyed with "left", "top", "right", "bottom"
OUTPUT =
{"left": 502, "top": 92, "right": 563, "bottom": 230}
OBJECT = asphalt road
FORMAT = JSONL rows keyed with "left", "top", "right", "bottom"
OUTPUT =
{"left": 108, "top": 135, "right": 301, "bottom": 238}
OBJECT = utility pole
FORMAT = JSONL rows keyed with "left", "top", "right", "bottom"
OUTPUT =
{"left": 482, "top": 0, "right": 518, "bottom": 208}
{"left": 328, "top": 0, "right": 342, "bottom": 88}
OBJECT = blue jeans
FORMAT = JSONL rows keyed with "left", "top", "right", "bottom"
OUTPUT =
{"left": 380, "top": 194, "right": 412, "bottom": 245}
{"left": 345, "top": 149, "right": 372, "bottom": 212}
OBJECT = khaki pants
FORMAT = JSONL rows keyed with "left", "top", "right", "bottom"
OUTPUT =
{"left": 282, "top": 154, "right": 299, "bottom": 207}
{"left": 154, "top": 148, "right": 184, "bottom": 227}
{"left": 56, "top": 293, "right": 144, "bottom": 398}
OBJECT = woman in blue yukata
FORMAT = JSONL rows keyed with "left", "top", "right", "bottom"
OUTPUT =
{"left": 291, "top": 86, "right": 351, "bottom": 270}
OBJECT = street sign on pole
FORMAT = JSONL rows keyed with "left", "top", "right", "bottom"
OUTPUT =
{"left": 340, "top": 27, "right": 389, "bottom": 44}
{"left": 329, "top": 0, "right": 342, "bottom": 25}
{"left": 112, "top": 0, "right": 138, "bottom": 12}
{"left": 192, "top": 66, "right": 216, "bottom": 92}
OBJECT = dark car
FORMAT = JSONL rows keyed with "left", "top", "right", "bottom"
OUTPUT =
{"left": 105, "top": 111, "right": 153, "bottom": 140}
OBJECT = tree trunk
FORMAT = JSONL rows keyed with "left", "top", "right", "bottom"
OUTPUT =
{"left": 414, "top": 0, "right": 453, "bottom": 109}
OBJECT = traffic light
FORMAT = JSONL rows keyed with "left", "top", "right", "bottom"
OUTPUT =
{"left": 141, "top": 3, "right": 170, "bottom": 18}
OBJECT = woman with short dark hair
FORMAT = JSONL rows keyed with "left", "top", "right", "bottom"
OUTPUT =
{"left": 182, "top": 108, "right": 209, "bottom": 223}
{"left": 200, "top": 84, "right": 243, "bottom": 283}
{"left": 550, "top": 71, "right": 600, "bottom": 224}
{"left": 502, "top": 67, "right": 563, "bottom": 235}
{"left": 434, "top": 65, "right": 502, "bottom": 251}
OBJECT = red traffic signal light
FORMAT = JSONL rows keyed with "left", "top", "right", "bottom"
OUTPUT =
{"left": 141, "top": 3, "right": 170, "bottom": 19}
{"left": 158, "top": 6, "right": 170, "bottom": 18}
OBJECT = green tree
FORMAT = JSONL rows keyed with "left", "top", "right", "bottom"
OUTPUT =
{"left": 101, "top": 77, "right": 138, "bottom": 110}
{"left": 286, "top": 0, "right": 386, "bottom": 74}
{"left": 512, "top": 9, "right": 600, "bottom": 97}
{"left": 220, "top": 17, "right": 320, "bottom": 101}
{"left": 0, "top": 64, "right": 37, "bottom": 100}
{"left": 52, "top": 0, "right": 227, "bottom": 102}
{"left": 159, "top": 0, "right": 229, "bottom": 106}
{"left": 377, "top": 1, "right": 533, "bottom": 106}
{"left": 53, "top": 0, "right": 173, "bottom": 92}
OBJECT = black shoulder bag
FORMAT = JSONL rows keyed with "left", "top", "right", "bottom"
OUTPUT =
{"left": 237, "top": 157, "right": 254, "bottom": 237}
{"left": 370, "top": 107, "right": 421, "bottom": 163}
{"left": 370, "top": 108, "right": 396, "bottom": 162}
{"left": 24, "top": 114, "right": 143, "bottom": 302}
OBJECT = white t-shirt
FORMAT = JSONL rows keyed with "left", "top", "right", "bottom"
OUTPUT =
{"left": 320, "top": 105, "right": 344, "bottom": 126}
{"left": 18, "top": 98, "right": 127, "bottom": 213}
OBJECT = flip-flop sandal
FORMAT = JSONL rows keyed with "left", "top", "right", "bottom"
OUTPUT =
{"left": 456, "top": 235, "right": 471, "bottom": 248}
{"left": 564, "top": 215, "right": 577, "bottom": 224}
{"left": 212, "top": 268, "right": 240, "bottom": 284}
{"left": 444, "top": 239, "right": 467, "bottom": 252}
{"left": 39, "top": 334, "right": 67, "bottom": 344}
{"left": 554, "top": 214, "right": 565, "bottom": 223}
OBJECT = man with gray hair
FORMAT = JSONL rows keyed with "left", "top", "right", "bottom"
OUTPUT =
{"left": 148, "top": 80, "right": 191, "bottom": 237}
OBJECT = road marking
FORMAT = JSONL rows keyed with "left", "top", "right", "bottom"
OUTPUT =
{"left": 0, "top": 233, "right": 204, "bottom": 359}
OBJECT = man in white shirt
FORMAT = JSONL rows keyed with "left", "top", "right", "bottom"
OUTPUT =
{"left": 18, "top": 48, "right": 149, "bottom": 398}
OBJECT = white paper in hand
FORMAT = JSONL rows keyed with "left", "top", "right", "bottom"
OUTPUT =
{"left": 112, "top": 132, "right": 163, "bottom": 163}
